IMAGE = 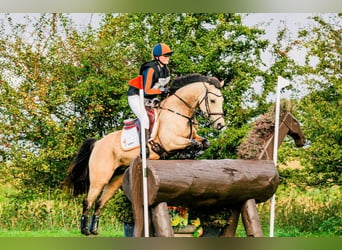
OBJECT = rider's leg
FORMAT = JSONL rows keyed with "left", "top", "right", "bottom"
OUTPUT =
{"left": 128, "top": 95, "right": 150, "bottom": 158}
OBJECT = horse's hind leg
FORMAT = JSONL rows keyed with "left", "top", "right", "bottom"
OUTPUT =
{"left": 89, "top": 173, "right": 124, "bottom": 235}
{"left": 80, "top": 199, "right": 91, "bottom": 235}
{"left": 80, "top": 182, "right": 106, "bottom": 235}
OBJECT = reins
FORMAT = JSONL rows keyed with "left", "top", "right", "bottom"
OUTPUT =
{"left": 158, "top": 94, "right": 198, "bottom": 139}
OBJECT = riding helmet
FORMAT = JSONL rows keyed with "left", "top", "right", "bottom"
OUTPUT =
{"left": 152, "top": 43, "right": 173, "bottom": 57}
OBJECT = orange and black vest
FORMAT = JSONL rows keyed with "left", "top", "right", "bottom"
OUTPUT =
{"left": 128, "top": 60, "right": 170, "bottom": 99}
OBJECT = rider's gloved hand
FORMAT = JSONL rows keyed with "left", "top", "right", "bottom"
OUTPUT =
{"left": 161, "top": 87, "right": 171, "bottom": 94}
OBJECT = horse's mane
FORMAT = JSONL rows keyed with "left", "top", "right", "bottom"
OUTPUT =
{"left": 237, "top": 111, "right": 276, "bottom": 159}
{"left": 170, "top": 73, "right": 222, "bottom": 92}
{"left": 237, "top": 103, "right": 295, "bottom": 160}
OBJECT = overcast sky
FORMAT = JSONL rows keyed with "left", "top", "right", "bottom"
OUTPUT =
{"left": 2, "top": 13, "right": 339, "bottom": 99}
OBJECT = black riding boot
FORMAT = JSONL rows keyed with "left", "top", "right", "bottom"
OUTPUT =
{"left": 140, "top": 129, "right": 150, "bottom": 158}
{"left": 80, "top": 215, "right": 90, "bottom": 235}
{"left": 90, "top": 215, "right": 100, "bottom": 235}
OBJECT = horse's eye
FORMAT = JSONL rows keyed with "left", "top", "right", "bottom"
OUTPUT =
{"left": 210, "top": 99, "right": 215, "bottom": 104}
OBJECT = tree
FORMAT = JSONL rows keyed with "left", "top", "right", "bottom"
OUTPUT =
{"left": 0, "top": 13, "right": 274, "bottom": 193}
{"left": 294, "top": 14, "right": 341, "bottom": 185}
{"left": 0, "top": 13, "right": 132, "bottom": 193}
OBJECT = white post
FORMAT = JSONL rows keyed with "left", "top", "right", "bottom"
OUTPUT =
{"left": 270, "top": 76, "right": 290, "bottom": 237}
{"left": 139, "top": 88, "right": 149, "bottom": 237}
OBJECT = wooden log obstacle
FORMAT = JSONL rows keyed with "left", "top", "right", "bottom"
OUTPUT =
{"left": 122, "top": 156, "right": 279, "bottom": 237}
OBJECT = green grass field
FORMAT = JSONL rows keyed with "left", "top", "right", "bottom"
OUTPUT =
{"left": 0, "top": 181, "right": 340, "bottom": 238}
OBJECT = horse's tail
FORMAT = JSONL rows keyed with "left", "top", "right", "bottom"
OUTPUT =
{"left": 63, "top": 138, "right": 97, "bottom": 197}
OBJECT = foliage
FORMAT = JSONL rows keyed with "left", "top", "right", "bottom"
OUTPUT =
{"left": 257, "top": 184, "right": 342, "bottom": 236}
{"left": 1, "top": 13, "right": 341, "bottom": 237}
{"left": 0, "top": 13, "right": 273, "bottom": 195}
{"left": 263, "top": 14, "right": 341, "bottom": 187}
{"left": 300, "top": 15, "right": 342, "bottom": 185}
{"left": 1, "top": 182, "right": 339, "bottom": 237}
{"left": 111, "top": 189, "right": 134, "bottom": 224}
{"left": 293, "top": 14, "right": 341, "bottom": 186}
{"left": 189, "top": 206, "right": 231, "bottom": 228}
{"left": 0, "top": 188, "right": 121, "bottom": 233}
{"left": 0, "top": 13, "right": 129, "bottom": 194}
{"left": 168, "top": 206, "right": 189, "bottom": 228}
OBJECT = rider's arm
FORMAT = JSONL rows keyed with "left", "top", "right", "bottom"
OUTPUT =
{"left": 143, "top": 67, "right": 162, "bottom": 95}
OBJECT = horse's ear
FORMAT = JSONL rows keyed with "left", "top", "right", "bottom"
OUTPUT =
{"left": 220, "top": 80, "right": 224, "bottom": 88}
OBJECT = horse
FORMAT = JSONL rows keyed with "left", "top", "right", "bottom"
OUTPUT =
{"left": 63, "top": 73, "right": 226, "bottom": 235}
{"left": 237, "top": 109, "right": 306, "bottom": 160}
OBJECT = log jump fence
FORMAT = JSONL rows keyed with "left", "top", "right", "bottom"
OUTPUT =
{"left": 122, "top": 157, "right": 279, "bottom": 237}
{"left": 121, "top": 111, "right": 305, "bottom": 237}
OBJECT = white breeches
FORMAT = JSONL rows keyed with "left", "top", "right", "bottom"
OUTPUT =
{"left": 128, "top": 95, "right": 149, "bottom": 130}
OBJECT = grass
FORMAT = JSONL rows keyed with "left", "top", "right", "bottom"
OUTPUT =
{"left": 0, "top": 226, "right": 334, "bottom": 237}
{"left": 0, "top": 180, "right": 340, "bottom": 238}
{"left": 0, "top": 229, "right": 124, "bottom": 237}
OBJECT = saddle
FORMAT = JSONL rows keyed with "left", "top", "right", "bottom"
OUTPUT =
{"left": 123, "top": 108, "right": 156, "bottom": 133}
{"left": 121, "top": 108, "right": 158, "bottom": 150}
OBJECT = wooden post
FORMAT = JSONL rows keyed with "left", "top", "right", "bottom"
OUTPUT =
{"left": 220, "top": 208, "right": 241, "bottom": 237}
{"left": 241, "top": 199, "right": 263, "bottom": 237}
{"left": 151, "top": 202, "right": 174, "bottom": 237}
{"left": 123, "top": 157, "right": 144, "bottom": 237}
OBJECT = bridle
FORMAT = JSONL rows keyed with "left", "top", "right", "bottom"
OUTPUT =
{"left": 197, "top": 82, "right": 225, "bottom": 126}
{"left": 159, "top": 82, "right": 225, "bottom": 138}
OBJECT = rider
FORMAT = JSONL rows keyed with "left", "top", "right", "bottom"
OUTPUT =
{"left": 127, "top": 43, "right": 173, "bottom": 157}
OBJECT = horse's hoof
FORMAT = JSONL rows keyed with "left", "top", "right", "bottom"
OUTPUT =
{"left": 195, "top": 150, "right": 204, "bottom": 157}
{"left": 190, "top": 139, "right": 202, "bottom": 149}
{"left": 90, "top": 230, "right": 99, "bottom": 235}
{"left": 202, "top": 138, "right": 210, "bottom": 149}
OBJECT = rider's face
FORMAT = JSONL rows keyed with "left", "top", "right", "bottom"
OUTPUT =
{"left": 158, "top": 55, "right": 170, "bottom": 65}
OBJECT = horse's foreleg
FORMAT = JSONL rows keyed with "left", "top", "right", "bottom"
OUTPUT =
{"left": 89, "top": 174, "right": 124, "bottom": 235}
{"left": 165, "top": 136, "right": 198, "bottom": 151}
{"left": 192, "top": 134, "right": 210, "bottom": 149}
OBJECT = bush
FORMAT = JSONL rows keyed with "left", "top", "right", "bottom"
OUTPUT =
{"left": 0, "top": 189, "right": 121, "bottom": 233}
{"left": 257, "top": 184, "right": 341, "bottom": 236}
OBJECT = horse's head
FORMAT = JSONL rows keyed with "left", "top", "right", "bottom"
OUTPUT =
{"left": 283, "top": 112, "right": 306, "bottom": 147}
{"left": 198, "top": 80, "right": 226, "bottom": 130}
{"left": 169, "top": 74, "right": 226, "bottom": 131}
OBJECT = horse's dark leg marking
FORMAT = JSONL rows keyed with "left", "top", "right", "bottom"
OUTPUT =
{"left": 81, "top": 199, "right": 90, "bottom": 235}
{"left": 89, "top": 199, "right": 101, "bottom": 235}
{"left": 190, "top": 139, "right": 203, "bottom": 149}
{"left": 90, "top": 214, "right": 100, "bottom": 235}
{"left": 89, "top": 173, "right": 124, "bottom": 235}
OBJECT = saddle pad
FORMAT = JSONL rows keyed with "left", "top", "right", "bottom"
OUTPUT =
{"left": 120, "top": 113, "right": 159, "bottom": 151}
{"left": 121, "top": 126, "right": 140, "bottom": 150}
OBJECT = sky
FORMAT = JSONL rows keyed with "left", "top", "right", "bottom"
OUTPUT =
{"left": 2, "top": 12, "right": 316, "bottom": 66}
{"left": 1, "top": 13, "right": 339, "bottom": 100}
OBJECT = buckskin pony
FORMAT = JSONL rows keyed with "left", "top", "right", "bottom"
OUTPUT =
{"left": 63, "top": 73, "right": 226, "bottom": 235}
